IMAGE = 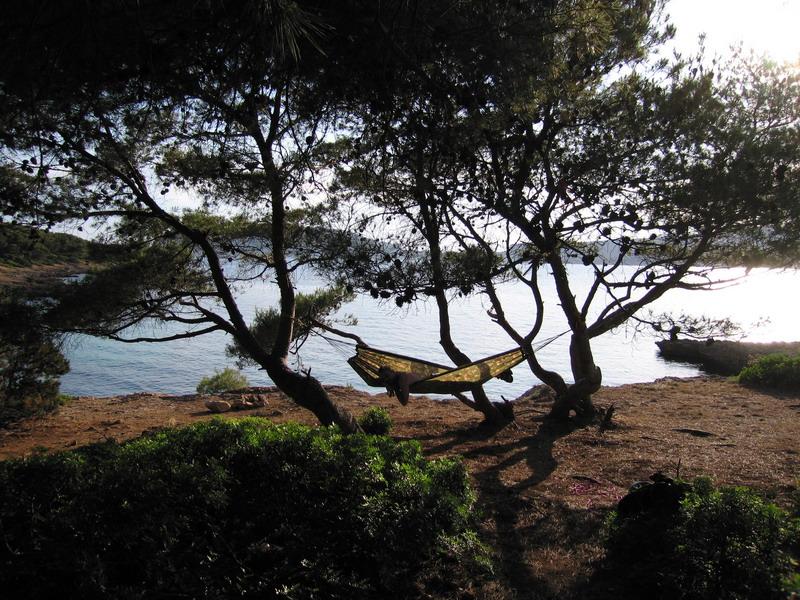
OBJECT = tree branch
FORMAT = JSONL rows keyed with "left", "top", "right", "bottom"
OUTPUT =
{"left": 107, "top": 325, "right": 222, "bottom": 343}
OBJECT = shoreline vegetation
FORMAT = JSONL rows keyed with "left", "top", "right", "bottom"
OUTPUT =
{"left": 0, "top": 260, "right": 94, "bottom": 292}
{"left": 0, "top": 224, "right": 116, "bottom": 291}
{"left": 0, "top": 223, "right": 118, "bottom": 268}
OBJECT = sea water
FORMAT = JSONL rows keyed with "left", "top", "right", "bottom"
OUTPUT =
{"left": 59, "top": 265, "right": 800, "bottom": 399}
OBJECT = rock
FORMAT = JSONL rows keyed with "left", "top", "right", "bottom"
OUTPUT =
{"left": 205, "top": 399, "right": 232, "bottom": 413}
{"left": 617, "top": 473, "right": 690, "bottom": 518}
{"left": 229, "top": 394, "right": 267, "bottom": 410}
{"left": 244, "top": 393, "right": 267, "bottom": 407}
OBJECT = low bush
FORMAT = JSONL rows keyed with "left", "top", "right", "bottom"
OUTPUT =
{"left": 0, "top": 418, "right": 488, "bottom": 599}
{"left": 601, "top": 477, "right": 800, "bottom": 600}
{"left": 358, "top": 405, "right": 393, "bottom": 434}
{"left": 739, "top": 353, "right": 800, "bottom": 390}
{"left": 196, "top": 367, "right": 249, "bottom": 394}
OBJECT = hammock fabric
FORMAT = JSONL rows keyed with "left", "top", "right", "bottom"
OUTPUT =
{"left": 347, "top": 345, "right": 526, "bottom": 396}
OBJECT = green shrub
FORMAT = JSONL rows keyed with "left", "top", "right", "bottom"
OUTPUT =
{"left": 739, "top": 353, "right": 800, "bottom": 390}
{"left": 196, "top": 367, "right": 249, "bottom": 394}
{"left": 358, "top": 406, "right": 393, "bottom": 434}
{"left": 602, "top": 478, "right": 800, "bottom": 600}
{"left": 0, "top": 419, "right": 488, "bottom": 599}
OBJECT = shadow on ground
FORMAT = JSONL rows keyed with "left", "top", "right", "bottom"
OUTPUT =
{"left": 419, "top": 418, "right": 612, "bottom": 599}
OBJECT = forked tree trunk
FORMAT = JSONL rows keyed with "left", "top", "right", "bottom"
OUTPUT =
{"left": 243, "top": 98, "right": 360, "bottom": 434}
{"left": 430, "top": 254, "right": 505, "bottom": 424}
{"left": 547, "top": 332, "right": 602, "bottom": 420}
{"left": 542, "top": 252, "right": 603, "bottom": 421}
{"left": 218, "top": 296, "right": 362, "bottom": 433}
{"left": 432, "top": 280, "right": 506, "bottom": 424}
{"left": 195, "top": 210, "right": 361, "bottom": 434}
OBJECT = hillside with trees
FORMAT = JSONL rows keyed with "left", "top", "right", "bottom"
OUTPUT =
{"left": 0, "top": 222, "right": 116, "bottom": 267}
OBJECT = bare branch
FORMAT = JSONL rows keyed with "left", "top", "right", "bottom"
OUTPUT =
{"left": 310, "top": 318, "right": 369, "bottom": 347}
{"left": 107, "top": 325, "right": 222, "bottom": 343}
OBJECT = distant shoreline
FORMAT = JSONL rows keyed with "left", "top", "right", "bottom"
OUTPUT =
{"left": 0, "top": 261, "right": 91, "bottom": 292}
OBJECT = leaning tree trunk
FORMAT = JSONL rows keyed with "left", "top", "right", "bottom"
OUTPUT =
{"left": 262, "top": 359, "right": 360, "bottom": 432}
{"left": 209, "top": 270, "right": 362, "bottom": 434}
{"left": 434, "top": 292, "right": 506, "bottom": 424}
{"left": 194, "top": 207, "right": 361, "bottom": 434}
{"left": 244, "top": 101, "right": 360, "bottom": 434}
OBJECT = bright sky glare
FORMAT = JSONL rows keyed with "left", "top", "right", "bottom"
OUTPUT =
{"left": 666, "top": 0, "right": 800, "bottom": 63}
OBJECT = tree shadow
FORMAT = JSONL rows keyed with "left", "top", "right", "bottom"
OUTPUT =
{"left": 422, "top": 416, "right": 593, "bottom": 597}
{"left": 468, "top": 420, "right": 582, "bottom": 596}
{"left": 414, "top": 418, "right": 518, "bottom": 455}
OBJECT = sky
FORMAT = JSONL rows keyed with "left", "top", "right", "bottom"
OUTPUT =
{"left": 666, "top": 0, "right": 800, "bottom": 63}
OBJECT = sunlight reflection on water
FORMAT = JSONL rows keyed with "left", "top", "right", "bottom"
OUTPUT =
{"left": 60, "top": 265, "right": 800, "bottom": 398}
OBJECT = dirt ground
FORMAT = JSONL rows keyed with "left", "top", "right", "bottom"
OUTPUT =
{"left": 0, "top": 261, "right": 92, "bottom": 292}
{"left": 1, "top": 376, "right": 798, "bottom": 598}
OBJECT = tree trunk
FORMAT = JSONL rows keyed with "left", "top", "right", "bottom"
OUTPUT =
{"left": 542, "top": 250, "right": 602, "bottom": 421}
{"left": 262, "top": 358, "right": 361, "bottom": 432}
{"left": 200, "top": 231, "right": 360, "bottom": 434}
{"left": 547, "top": 331, "right": 602, "bottom": 421}
{"left": 470, "top": 385, "right": 507, "bottom": 423}
{"left": 424, "top": 223, "right": 505, "bottom": 423}
{"left": 242, "top": 96, "right": 360, "bottom": 434}
{"left": 434, "top": 287, "right": 506, "bottom": 424}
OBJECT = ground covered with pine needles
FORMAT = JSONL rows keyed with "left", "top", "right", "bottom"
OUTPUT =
{"left": 2, "top": 376, "right": 797, "bottom": 598}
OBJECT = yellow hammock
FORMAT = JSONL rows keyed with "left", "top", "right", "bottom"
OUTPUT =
{"left": 347, "top": 345, "right": 526, "bottom": 396}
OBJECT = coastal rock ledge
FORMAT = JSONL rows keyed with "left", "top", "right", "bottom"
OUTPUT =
{"left": 656, "top": 339, "right": 800, "bottom": 374}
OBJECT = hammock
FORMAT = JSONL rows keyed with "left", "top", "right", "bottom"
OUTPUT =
{"left": 347, "top": 345, "right": 527, "bottom": 396}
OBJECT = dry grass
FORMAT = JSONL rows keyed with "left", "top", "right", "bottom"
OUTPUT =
{"left": 1, "top": 376, "right": 798, "bottom": 599}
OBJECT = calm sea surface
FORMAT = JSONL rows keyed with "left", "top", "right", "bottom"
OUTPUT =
{"left": 60, "top": 265, "right": 800, "bottom": 399}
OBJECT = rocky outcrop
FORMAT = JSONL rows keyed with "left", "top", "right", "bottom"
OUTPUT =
{"left": 656, "top": 339, "right": 800, "bottom": 375}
